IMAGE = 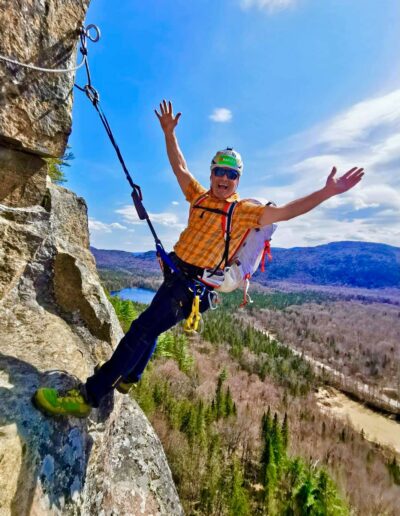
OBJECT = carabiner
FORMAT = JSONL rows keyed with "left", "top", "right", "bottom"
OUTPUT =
{"left": 208, "top": 290, "right": 219, "bottom": 310}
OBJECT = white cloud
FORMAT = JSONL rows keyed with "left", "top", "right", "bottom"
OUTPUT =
{"left": 115, "top": 205, "right": 185, "bottom": 229}
{"left": 89, "top": 218, "right": 127, "bottom": 233}
{"left": 240, "top": 0, "right": 297, "bottom": 13}
{"left": 172, "top": 201, "right": 179, "bottom": 206}
{"left": 243, "top": 88, "right": 400, "bottom": 248}
{"left": 209, "top": 108, "right": 232, "bottom": 123}
{"left": 315, "top": 89, "right": 400, "bottom": 150}
{"left": 271, "top": 206, "right": 400, "bottom": 249}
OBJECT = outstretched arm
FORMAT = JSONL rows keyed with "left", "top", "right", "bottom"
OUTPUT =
{"left": 155, "top": 100, "right": 194, "bottom": 194}
{"left": 258, "top": 166, "right": 364, "bottom": 226}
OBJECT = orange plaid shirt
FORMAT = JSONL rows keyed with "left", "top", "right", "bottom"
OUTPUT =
{"left": 174, "top": 177, "right": 265, "bottom": 269}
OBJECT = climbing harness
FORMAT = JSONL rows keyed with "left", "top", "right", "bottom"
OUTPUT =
{"left": 190, "top": 192, "right": 238, "bottom": 287}
{"left": 191, "top": 194, "right": 277, "bottom": 306}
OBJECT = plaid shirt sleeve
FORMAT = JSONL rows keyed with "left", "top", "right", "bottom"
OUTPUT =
{"left": 183, "top": 176, "right": 207, "bottom": 203}
{"left": 234, "top": 200, "right": 265, "bottom": 230}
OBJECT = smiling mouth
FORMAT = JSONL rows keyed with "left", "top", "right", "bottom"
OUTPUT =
{"left": 217, "top": 183, "right": 228, "bottom": 190}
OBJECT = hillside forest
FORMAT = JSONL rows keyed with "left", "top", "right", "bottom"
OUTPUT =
{"left": 106, "top": 284, "right": 400, "bottom": 516}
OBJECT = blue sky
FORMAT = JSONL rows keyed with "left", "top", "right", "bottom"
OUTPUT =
{"left": 67, "top": 0, "right": 400, "bottom": 252}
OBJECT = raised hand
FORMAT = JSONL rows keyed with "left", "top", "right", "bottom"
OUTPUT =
{"left": 325, "top": 166, "right": 364, "bottom": 196}
{"left": 155, "top": 100, "right": 181, "bottom": 134}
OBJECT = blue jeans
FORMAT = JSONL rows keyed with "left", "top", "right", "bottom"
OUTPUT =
{"left": 84, "top": 264, "right": 210, "bottom": 407}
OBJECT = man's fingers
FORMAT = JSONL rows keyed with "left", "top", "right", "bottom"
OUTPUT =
{"left": 353, "top": 168, "right": 364, "bottom": 178}
{"left": 343, "top": 168, "right": 364, "bottom": 181}
{"left": 342, "top": 167, "right": 359, "bottom": 179}
{"left": 157, "top": 100, "right": 179, "bottom": 122}
{"left": 328, "top": 166, "right": 337, "bottom": 179}
{"left": 352, "top": 170, "right": 364, "bottom": 183}
{"left": 348, "top": 174, "right": 364, "bottom": 189}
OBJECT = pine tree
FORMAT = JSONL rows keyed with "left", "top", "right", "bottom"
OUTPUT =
{"left": 119, "top": 301, "right": 137, "bottom": 332}
{"left": 261, "top": 406, "right": 272, "bottom": 440}
{"left": 225, "top": 387, "right": 235, "bottom": 417}
{"left": 133, "top": 369, "right": 155, "bottom": 414}
{"left": 282, "top": 457, "right": 306, "bottom": 514}
{"left": 201, "top": 434, "right": 223, "bottom": 514}
{"left": 214, "top": 370, "right": 226, "bottom": 419}
{"left": 314, "top": 469, "right": 349, "bottom": 515}
{"left": 263, "top": 438, "right": 277, "bottom": 511}
{"left": 195, "top": 400, "right": 207, "bottom": 449}
{"left": 46, "top": 145, "right": 74, "bottom": 184}
{"left": 282, "top": 412, "right": 289, "bottom": 451}
{"left": 272, "top": 412, "right": 284, "bottom": 470}
{"left": 294, "top": 469, "right": 317, "bottom": 515}
{"left": 228, "top": 460, "right": 250, "bottom": 516}
{"left": 185, "top": 406, "right": 197, "bottom": 445}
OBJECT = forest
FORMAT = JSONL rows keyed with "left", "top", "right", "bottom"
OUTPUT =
{"left": 107, "top": 288, "right": 400, "bottom": 515}
{"left": 252, "top": 301, "right": 400, "bottom": 395}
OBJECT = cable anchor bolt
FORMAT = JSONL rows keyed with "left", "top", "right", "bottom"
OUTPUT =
{"left": 84, "top": 24, "right": 101, "bottom": 43}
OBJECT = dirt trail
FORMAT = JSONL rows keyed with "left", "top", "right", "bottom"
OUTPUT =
{"left": 316, "top": 387, "right": 400, "bottom": 455}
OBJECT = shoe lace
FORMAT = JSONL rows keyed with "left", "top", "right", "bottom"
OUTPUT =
{"left": 58, "top": 387, "right": 84, "bottom": 400}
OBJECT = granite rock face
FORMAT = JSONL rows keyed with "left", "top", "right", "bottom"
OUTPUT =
{"left": 0, "top": 182, "right": 184, "bottom": 515}
{"left": 0, "top": 0, "right": 91, "bottom": 207}
{"left": 0, "top": 146, "right": 48, "bottom": 208}
{"left": 0, "top": 0, "right": 90, "bottom": 156}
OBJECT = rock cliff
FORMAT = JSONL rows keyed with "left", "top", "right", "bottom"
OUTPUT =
{"left": 0, "top": 0, "right": 90, "bottom": 207}
{"left": 0, "top": 181, "right": 183, "bottom": 515}
{"left": 0, "top": 1, "right": 183, "bottom": 514}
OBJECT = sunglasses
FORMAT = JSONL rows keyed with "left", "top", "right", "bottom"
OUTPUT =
{"left": 213, "top": 167, "right": 239, "bottom": 181}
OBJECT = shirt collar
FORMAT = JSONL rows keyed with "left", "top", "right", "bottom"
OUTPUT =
{"left": 207, "top": 189, "right": 240, "bottom": 202}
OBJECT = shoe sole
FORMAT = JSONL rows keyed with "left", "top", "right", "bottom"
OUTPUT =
{"left": 31, "top": 391, "right": 91, "bottom": 418}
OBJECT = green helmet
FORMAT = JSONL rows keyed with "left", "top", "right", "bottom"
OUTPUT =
{"left": 210, "top": 147, "right": 243, "bottom": 175}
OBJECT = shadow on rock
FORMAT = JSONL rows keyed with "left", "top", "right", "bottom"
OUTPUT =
{"left": 0, "top": 353, "right": 94, "bottom": 514}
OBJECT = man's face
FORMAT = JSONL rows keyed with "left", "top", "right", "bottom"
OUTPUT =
{"left": 210, "top": 168, "right": 240, "bottom": 200}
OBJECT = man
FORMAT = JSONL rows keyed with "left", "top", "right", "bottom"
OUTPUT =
{"left": 33, "top": 100, "right": 364, "bottom": 417}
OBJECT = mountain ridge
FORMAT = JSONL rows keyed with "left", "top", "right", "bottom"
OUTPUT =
{"left": 91, "top": 240, "right": 400, "bottom": 289}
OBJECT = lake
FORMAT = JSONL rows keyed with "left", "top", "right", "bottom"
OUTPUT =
{"left": 111, "top": 287, "right": 155, "bottom": 304}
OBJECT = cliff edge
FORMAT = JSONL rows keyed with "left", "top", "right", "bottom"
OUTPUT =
{"left": 0, "top": 1, "right": 183, "bottom": 514}
{"left": 0, "top": 181, "right": 183, "bottom": 515}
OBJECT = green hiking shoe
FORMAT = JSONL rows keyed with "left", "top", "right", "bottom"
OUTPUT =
{"left": 95, "top": 361, "right": 136, "bottom": 395}
{"left": 115, "top": 379, "right": 136, "bottom": 395}
{"left": 32, "top": 387, "right": 92, "bottom": 418}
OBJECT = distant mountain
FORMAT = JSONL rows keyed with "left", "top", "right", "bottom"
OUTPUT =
{"left": 255, "top": 241, "right": 400, "bottom": 288}
{"left": 91, "top": 241, "right": 400, "bottom": 289}
{"left": 91, "top": 247, "right": 160, "bottom": 273}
